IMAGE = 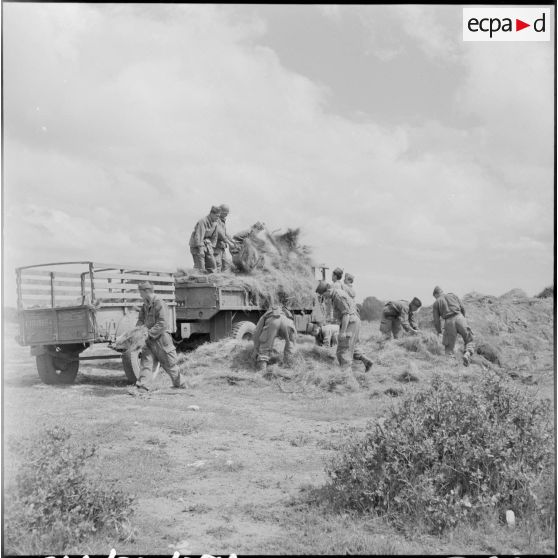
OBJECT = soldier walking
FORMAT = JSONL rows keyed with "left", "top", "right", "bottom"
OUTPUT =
{"left": 380, "top": 298, "right": 422, "bottom": 340}
{"left": 189, "top": 206, "right": 220, "bottom": 273}
{"left": 251, "top": 304, "right": 297, "bottom": 372}
{"left": 316, "top": 281, "right": 373, "bottom": 372}
{"left": 133, "top": 281, "right": 185, "bottom": 392}
{"left": 432, "top": 286, "right": 474, "bottom": 366}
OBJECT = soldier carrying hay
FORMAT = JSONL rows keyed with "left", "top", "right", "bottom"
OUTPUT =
{"left": 432, "top": 286, "right": 474, "bottom": 366}
{"left": 251, "top": 304, "right": 297, "bottom": 372}
{"left": 131, "top": 281, "right": 186, "bottom": 392}
{"left": 316, "top": 280, "right": 373, "bottom": 372}
{"left": 189, "top": 206, "right": 220, "bottom": 273}
{"left": 380, "top": 298, "right": 422, "bottom": 340}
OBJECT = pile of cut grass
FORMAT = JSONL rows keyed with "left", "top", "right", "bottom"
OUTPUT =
{"left": 176, "top": 227, "right": 317, "bottom": 308}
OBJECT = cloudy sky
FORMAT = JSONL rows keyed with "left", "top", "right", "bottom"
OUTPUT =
{"left": 3, "top": 4, "right": 555, "bottom": 306}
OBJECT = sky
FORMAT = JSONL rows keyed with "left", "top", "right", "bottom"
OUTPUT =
{"left": 2, "top": 4, "right": 555, "bottom": 307}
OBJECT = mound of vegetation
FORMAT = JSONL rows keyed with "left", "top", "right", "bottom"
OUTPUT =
{"left": 4, "top": 427, "right": 134, "bottom": 554}
{"left": 323, "top": 373, "right": 553, "bottom": 534}
{"left": 536, "top": 285, "right": 553, "bottom": 299}
{"left": 176, "top": 227, "right": 316, "bottom": 308}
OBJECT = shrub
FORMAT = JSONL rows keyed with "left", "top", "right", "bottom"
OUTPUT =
{"left": 4, "top": 426, "right": 134, "bottom": 554}
{"left": 324, "top": 373, "right": 554, "bottom": 534}
{"left": 536, "top": 285, "right": 553, "bottom": 299}
{"left": 359, "top": 296, "right": 384, "bottom": 321}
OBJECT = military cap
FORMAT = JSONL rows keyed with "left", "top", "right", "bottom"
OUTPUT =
{"left": 138, "top": 281, "right": 154, "bottom": 291}
{"left": 210, "top": 205, "right": 221, "bottom": 214}
{"left": 432, "top": 286, "right": 443, "bottom": 296}
{"left": 411, "top": 297, "right": 422, "bottom": 308}
{"left": 344, "top": 273, "right": 354, "bottom": 283}
{"left": 315, "top": 280, "right": 331, "bottom": 295}
{"left": 219, "top": 204, "right": 230, "bottom": 213}
{"left": 332, "top": 267, "right": 343, "bottom": 278}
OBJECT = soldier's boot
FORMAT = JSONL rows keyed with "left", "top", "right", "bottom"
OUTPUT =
{"left": 462, "top": 350, "right": 473, "bottom": 367}
{"left": 256, "top": 360, "right": 267, "bottom": 372}
{"left": 360, "top": 356, "right": 373, "bottom": 372}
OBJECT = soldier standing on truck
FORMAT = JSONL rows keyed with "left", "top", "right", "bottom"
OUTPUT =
{"left": 380, "top": 298, "right": 421, "bottom": 340}
{"left": 432, "top": 286, "right": 474, "bottom": 366}
{"left": 213, "top": 204, "right": 237, "bottom": 272}
{"left": 316, "top": 281, "right": 373, "bottom": 372}
{"left": 251, "top": 304, "right": 297, "bottom": 372}
{"left": 342, "top": 273, "right": 356, "bottom": 299}
{"left": 132, "top": 281, "right": 185, "bottom": 392}
{"left": 189, "top": 206, "right": 220, "bottom": 273}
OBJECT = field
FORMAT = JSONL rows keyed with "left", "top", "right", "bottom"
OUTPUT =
{"left": 2, "top": 291, "right": 555, "bottom": 555}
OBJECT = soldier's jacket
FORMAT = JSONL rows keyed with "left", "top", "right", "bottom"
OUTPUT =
{"left": 330, "top": 288, "right": 358, "bottom": 322}
{"left": 383, "top": 300, "right": 418, "bottom": 332}
{"left": 213, "top": 217, "right": 235, "bottom": 251}
{"left": 433, "top": 293, "right": 466, "bottom": 334}
{"left": 189, "top": 215, "right": 218, "bottom": 249}
{"left": 342, "top": 282, "right": 356, "bottom": 299}
{"left": 233, "top": 228, "right": 256, "bottom": 245}
{"left": 137, "top": 294, "right": 172, "bottom": 339}
{"left": 252, "top": 305, "right": 295, "bottom": 349}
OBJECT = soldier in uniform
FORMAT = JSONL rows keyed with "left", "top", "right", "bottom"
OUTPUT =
{"left": 251, "top": 304, "right": 297, "bottom": 372}
{"left": 432, "top": 286, "right": 474, "bottom": 366}
{"left": 133, "top": 281, "right": 185, "bottom": 392}
{"left": 380, "top": 298, "right": 422, "bottom": 340}
{"left": 331, "top": 267, "right": 344, "bottom": 290}
{"left": 316, "top": 281, "right": 373, "bottom": 372}
{"left": 312, "top": 322, "right": 339, "bottom": 359}
{"left": 213, "top": 204, "right": 236, "bottom": 272}
{"left": 189, "top": 206, "right": 220, "bottom": 273}
{"left": 342, "top": 273, "right": 356, "bottom": 299}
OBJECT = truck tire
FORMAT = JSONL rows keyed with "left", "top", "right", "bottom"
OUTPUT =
{"left": 232, "top": 321, "right": 256, "bottom": 341}
{"left": 122, "top": 350, "right": 141, "bottom": 384}
{"left": 36, "top": 352, "right": 79, "bottom": 385}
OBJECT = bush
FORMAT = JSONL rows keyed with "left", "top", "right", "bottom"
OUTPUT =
{"left": 359, "top": 296, "right": 384, "bottom": 321}
{"left": 536, "top": 285, "right": 553, "bottom": 299}
{"left": 4, "top": 426, "right": 134, "bottom": 554}
{"left": 324, "top": 373, "right": 554, "bottom": 534}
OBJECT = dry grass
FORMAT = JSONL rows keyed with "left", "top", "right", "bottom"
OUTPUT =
{"left": 113, "top": 326, "right": 148, "bottom": 352}
{"left": 176, "top": 228, "right": 316, "bottom": 308}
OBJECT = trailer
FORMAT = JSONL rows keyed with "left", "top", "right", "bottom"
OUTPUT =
{"left": 16, "top": 261, "right": 324, "bottom": 385}
{"left": 15, "top": 261, "right": 175, "bottom": 384}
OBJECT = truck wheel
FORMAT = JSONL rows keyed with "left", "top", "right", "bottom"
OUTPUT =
{"left": 232, "top": 321, "right": 256, "bottom": 341}
{"left": 36, "top": 352, "right": 79, "bottom": 385}
{"left": 122, "top": 350, "right": 141, "bottom": 384}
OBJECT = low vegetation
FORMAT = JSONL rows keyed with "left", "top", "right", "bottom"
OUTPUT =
{"left": 322, "top": 372, "right": 554, "bottom": 535}
{"left": 4, "top": 427, "right": 134, "bottom": 554}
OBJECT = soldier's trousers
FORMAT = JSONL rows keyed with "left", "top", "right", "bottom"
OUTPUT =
{"left": 190, "top": 247, "right": 216, "bottom": 273}
{"left": 213, "top": 249, "right": 231, "bottom": 273}
{"left": 443, "top": 314, "right": 474, "bottom": 356}
{"left": 379, "top": 312, "right": 402, "bottom": 339}
{"left": 137, "top": 332, "right": 182, "bottom": 389}
{"left": 337, "top": 318, "right": 366, "bottom": 368}
{"left": 256, "top": 316, "right": 296, "bottom": 364}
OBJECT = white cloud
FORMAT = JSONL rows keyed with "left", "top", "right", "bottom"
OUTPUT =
{"left": 2, "top": 4, "right": 554, "bottom": 306}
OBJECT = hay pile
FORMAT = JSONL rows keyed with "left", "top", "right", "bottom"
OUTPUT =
{"left": 113, "top": 326, "right": 148, "bottom": 352}
{"left": 177, "top": 228, "right": 316, "bottom": 308}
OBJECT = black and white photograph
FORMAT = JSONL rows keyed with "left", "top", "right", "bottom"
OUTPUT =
{"left": 2, "top": 3, "right": 555, "bottom": 555}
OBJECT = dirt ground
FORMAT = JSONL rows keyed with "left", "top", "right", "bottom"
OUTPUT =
{"left": 2, "top": 293, "right": 555, "bottom": 555}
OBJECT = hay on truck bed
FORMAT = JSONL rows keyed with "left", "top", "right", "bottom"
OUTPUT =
{"left": 176, "top": 228, "right": 317, "bottom": 308}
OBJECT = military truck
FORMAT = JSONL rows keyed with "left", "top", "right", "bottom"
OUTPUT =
{"left": 15, "top": 261, "right": 324, "bottom": 385}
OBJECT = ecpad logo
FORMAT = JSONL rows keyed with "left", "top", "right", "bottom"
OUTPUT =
{"left": 463, "top": 8, "right": 550, "bottom": 41}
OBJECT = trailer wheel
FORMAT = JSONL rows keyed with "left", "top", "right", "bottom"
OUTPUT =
{"left": 36, "top": 352, "right": 79, "bottom": 385}
{"left": 122, "top": 350, "right": 141, "bottom": 384}
{"left": 232, "top": 321, "right": 256, "bottom": 341}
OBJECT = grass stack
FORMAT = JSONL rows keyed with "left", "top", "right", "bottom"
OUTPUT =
{"left": 177, "top": 227, "right": 316, "bottom": 308}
